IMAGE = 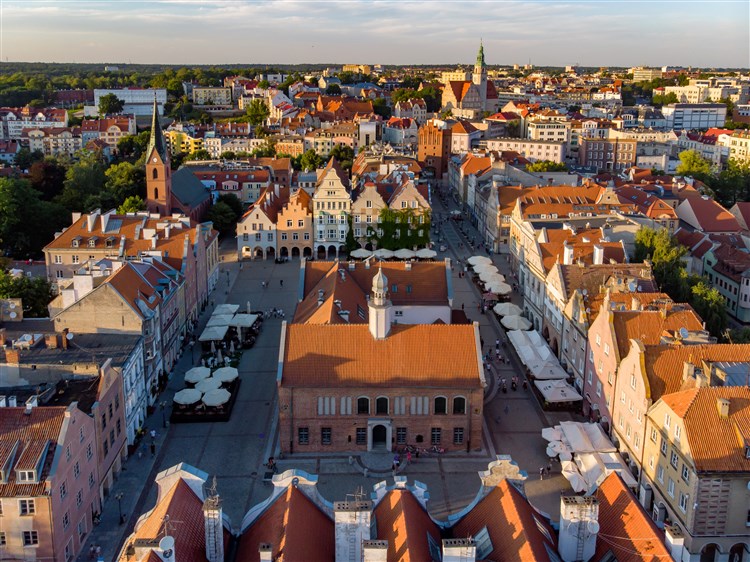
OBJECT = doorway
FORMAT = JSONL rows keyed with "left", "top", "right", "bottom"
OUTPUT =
{"left": 372, "top": 425, "right": 387, "bottom": 450}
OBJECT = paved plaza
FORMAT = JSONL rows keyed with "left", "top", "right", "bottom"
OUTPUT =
{"left": 81, "top": 191, "right": 581, "bottom": 560}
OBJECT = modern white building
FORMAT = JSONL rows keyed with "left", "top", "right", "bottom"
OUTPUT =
{"left": 91, "top": 88, "right": 167, "bottom": 116}
{"left": 661, "top": 103, "right": 727, "bottom": 130}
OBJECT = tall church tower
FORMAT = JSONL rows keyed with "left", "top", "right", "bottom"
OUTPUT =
{"left": 368, "top": 266, "right": 393, "bottom": 339}
{"left": 145, "top": 97, "right": 172, "bottom": 216}
{"left": 472, "top": 40, "right": 488, "bottom": 112}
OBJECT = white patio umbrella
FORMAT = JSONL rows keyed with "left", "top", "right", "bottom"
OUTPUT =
{"left": 373, "top": 248, "right": 394, "bottom": 259}
{"left": 195, "top": 377, "right": 222, "bottom": 393}
{"left": 184, "top": 366, "right": 211, "bottom": 384}
{"left": 350, "top": 248, "right": 372, "bottom": 258}
{"left": 394, "top": 248, "right": 416, "bottom": 259}
{"left": 479, "top": 270, "right": 502, "bottom": 283}
{"left": 472, "top": 263, "right": 497, "bottom": 273}
{"left": 546, "top": 440, "right": 571, "bottom": 456}
{"left": 501, "top": 315, "right": 532, "bottom": 330}
{"left": 561, "top": 461, "right": 587, "bottom": 493}
{"left": 489, "top": 282, "right": 513, "bottom": 295}
{"left": 416, "top": 248, "right": 437, "bottom": 259}
{"left": 467, "top": 255, "right": 492, "bottom": 265}
{"left": 494, "top": 302, "right": 522, "bottom": 317}
{"left": 213, "top": 366, "right": 239, "bottom": 383}
{"left": 541, "top": 426, "right": 563, "bottom": 442}
{"left": 173, "top": 388, "right": 203, "bottom": 405}
{"left": 203, "top": 388, "right": 231, "bottom": 407}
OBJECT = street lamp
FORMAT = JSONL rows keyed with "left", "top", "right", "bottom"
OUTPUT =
{"left": 115, "top": 492, "right": 125, "bottom": 525}
{"left": 160, "top": 401, "right": 168, "bottom": 428}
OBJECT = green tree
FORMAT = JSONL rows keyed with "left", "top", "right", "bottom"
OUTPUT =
{"left": 98, "top": 93, "right": 124, "bottom": 115}
{"left": 219, "top": 151, "right": 237, "bottom": 160}
{"left": 104, "top": 161, "right": 145, "bottom": 204}
{"left": 14, "top": 148, "right": 44, "bottom": 170}
{"left": 372, "top": 97, "right": 391, "bottom": 119}
{"left": 117, "top": 131, "right": 151, "bottom": 160}
{"left": 184, "top": 149, "right": 212, "bottom": 161}
{"left": 329, "top": 145, "right": 354, "bottom": 174}
{"left": 326, "top": 84, "right": 342, "bottom": 95}
{"left": 0, "top": 270, "right": 53, "bottom": 318}
{"left": 117, "top": 195, "right": 146, "bottom": 214}
{"left": 258, "top": 79, "right": 271, "bottom": 89}
{"left": 676, "top": 149, "right": 712, "bottom": 177}
{"left": 526, "top": 160, "right": 569, "bottom": 172}
{"left": 206, "top": 201, "right": 237, "bottom": 236}
{"left": 217, "top": 193, "right": 243, "bottom": 219}
{"left": 690, "top": 279, "right": 727, "bottom": 338}
{"left": 251, "top": 139, "right": 276, "bottom": 158}
{"left": 245, "top": 99, "right": 270, "bottom": 126}
{"left": 651, "top": 92, "right": 678, "bottom": 106}
{"left": 29, "top": 159, "right": 67, "bottom": 201}
{"left": 56, "top": 152, "right": 107, "bottom": 211}
{"left": 298, "top": 149, "right": 324, "bottom": 172}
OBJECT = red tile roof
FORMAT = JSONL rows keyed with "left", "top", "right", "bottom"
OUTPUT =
{"left": 594, "top": 473, "right": 670, "bottom": 562}
{"left": 611, "top": 306, "right": 704, "bottom": 360}
{"left": 282, "top": 323, "right": 482, "bottom": 388}
{"left": 451, "top": 480, "right": 556, "bottom": 562}
{"left": 237, "top": 486, "right": 334, "bottom": 562}
{"left": 660, "top": 386, "right": 750, "bottom": 472}
{"left": 373, "top": 489, "right": 441, "bottom": 562}
{"left": 679, "top": 197, "right": 741, "bottom": 232}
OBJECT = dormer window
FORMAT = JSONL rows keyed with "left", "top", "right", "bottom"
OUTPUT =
{"left": 72, "top": 239, "right": 80, "bottom": 248}
{"left": 16, "top": 470, "right": 35, "bottom": 483}
{"left": 88, "top": 239, "right": 96, "bottom": 248}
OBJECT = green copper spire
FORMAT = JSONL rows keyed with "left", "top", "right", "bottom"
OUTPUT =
{"left": 476, "top": 40, "right": 485, "bottom": 67}
{"left": 146, "top": 95, "right": 168, "bottom": 161}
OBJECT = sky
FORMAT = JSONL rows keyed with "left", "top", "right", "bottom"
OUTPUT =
{"left": 2, "top": 0, "right": 748, "bottom": 68}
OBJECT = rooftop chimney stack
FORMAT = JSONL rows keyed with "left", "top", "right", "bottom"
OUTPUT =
{"left": 203, "top": 481, "right": 225, "bottom": 562}
{"left": 593, "top": 244, "right": 604, "bottom": 265}
{"left": 334, "top": 499, "right": 373, "bottom": 562}
{"left": 563, "top": 242, "right": 574, "bottom": 265}
{"left": 258, "top": 544, "right": 273, "bottom": 562}
{"left": 558, "top": 496, "right": 599, "bottom": 562}
{"left": 442, "top": 538, "right": 477, "bottom": 562}
{"left": 362, "top": 540, "right": 388, "bottom": 562}
{"left": 665, "top": 525, "right": 685, "bottom": 562}
{"left": 717, "top": 398, "right": 730, "bottom": 419}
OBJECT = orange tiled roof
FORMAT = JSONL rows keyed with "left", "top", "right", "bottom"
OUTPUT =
{"left": 451, "top": 480, "right": 556, "bottom": 562}
{"left": 611, "top": 306, "right": 703, "bottom": 360}
{"left": 282, "top": 323, "right": 481, "bottom": 388}
{"left": 105, "top": 262, "right": 161, "bottom": 318}
{"left": 661, "top": 386, "right": 750, "bottom": 472}
{"left": 373, "top": 489, "right": 441, "bottom": 562}
{"left": 0, "top": 407, "right": 66, "bottom": 498}
{"left": 594, "top": 473, "right": 670, "bottom": 562}
{"left": 122, "top": 478, "right": 230, "bottom": 562}
{"left": 237, "top": 486, "right": 334, "bottom": 562}
{"left": 643, "top": 344, "right": 750, "bottom": 402}
{"left": 679, "top": 197, "right": 741, "bottom": 232}
{"left": 460, "top": 154, "right": 492, "bottom": 177}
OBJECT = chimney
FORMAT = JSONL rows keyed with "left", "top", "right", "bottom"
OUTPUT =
{"left": 24, "top": 396, "right": 38, "bottom": 414}
{"left": 151, "top": 234, "right": 158, "bottom": 250}
{"left": 8, "top": 396, "right": 17, "bottom": 407}
{"left": 0, "top": 396, "right": 5, "bottom": 407}
{"left": 593, "top": 244, "right": 604, "bottom": 265}
{"left": 4, "top": 348, "right": 20, "bottom": 364}
{"left": 258, "top": 544, "right": 273, "bottom": 562}
{"left": 364, "top": 259, "right": 371, "bottom": 270}
{"left": 203, "top": 491, "right": 224, "bottom": 562}
{"left": 563, "top": 242, "right": 574, "bottom": 265}
{"left": 558, "top": 496, "right": 599, "bottom": 562}
{"left": 362, "top": 540, "right": 388, "bottom": 562}
{"left": 404, "top": 261, "right": 412, "bottom": 271}
{"left": 164, "top": 225, "right": 171, "bottom": 239}
{"left": 442, "top": 539, "right": 477, "bottom": 562}
{"left": 630, "top": 296, "right": 641, "bottom": 311}
{"left": 62, "top": 329, "right": 69, "bottom": 350}
{"left": 349, "top": 261, "right": 356, "bottom": 270}
{"left": 717, "top": 398, "right": 730, "bottom": 419}
{"left": 682, "top": 362, "right": 696, "bottom": 383}
{"left": 335, "top": 500, "right": 374, "bottom": 562}
{"left": 45, "top": 334, "right": 59, "bottom": 349}
{"left": 665, "top": 524, "right": 685, "bottom": 562}
{"left": 156, "top": 536, "right": 175, "bottom": 562}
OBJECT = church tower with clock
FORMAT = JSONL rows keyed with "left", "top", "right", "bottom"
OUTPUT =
{"left": 145, "top": 97, "right": 173, "bottom": 216}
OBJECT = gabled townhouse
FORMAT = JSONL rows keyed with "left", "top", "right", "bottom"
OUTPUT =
{"left": 583, "top": 295, "right": 704, "bottom": 430}
{"left": 676, "top": 196, "right": 742, "bottom": 234}
{"left": 614, "top": 185, "right": 679, "bottom": 232}
{"left": 451, "top": 120, "right": 482, "bottom": 154}
{"left": 312, "top": 158, "right": 352, "bottom": 259}
{"left": 0, "top": 106, "right": 68, "bottom": 140}
{"left": 80, "top": 116, "right": 136, "bottom": 150}
{"left": 0, "top": 404, "right": 100, "bottom": 562}
{"left": 235, "top": 185, "right": 288, "bottom": 260}
{"left": 193, "top": 168, "right": 271, "bottom": 204}
{"left": 642, "top": 387, "right": 750, "bottom": 561}
{"left": 393, "top": 98, "right": 427, "bottom": 124}
{"left": 0, "top": 139, "right": 20, "bottom": 163}
{"left": 703, "top": 242, "right": 750, "bottom": 323}
{"left": 382, "top": 117, "right": 418, "bottom": 146}
{"left": 276, "top": 188, "right": 314, "bottom": 259}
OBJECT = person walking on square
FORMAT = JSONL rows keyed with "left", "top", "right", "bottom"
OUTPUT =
{"left": 150, "top": 442, "right": 156, "bottom": 457}
{"left": 280, "top": 279, "right": 284, "bottom": 287}
{"left": 539, "top": 467, "right": 544, "bottom": 480}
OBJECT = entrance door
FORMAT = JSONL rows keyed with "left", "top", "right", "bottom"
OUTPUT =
{"left": 372, "top": 425, "right": 387, "bottom": 450}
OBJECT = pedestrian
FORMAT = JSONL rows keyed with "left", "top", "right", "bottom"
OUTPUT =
{"left": 280, "top": 279, "right": 284, "bottom": 287}
{"left": 495, "top": 339, "right": 500, "bottom": 348}
{"left": 546, "top": 462, "right": 552, "bottom": 476}
{"left": 89, "top": 545, "right": 96, "bottom": 560}
{"left": 406, "top": 451, "right": 412, "bottom": 465}
{"left": 539, "top": 467, "right": 545, "bottom": 480}
{"left": 150, "top": 442, "right": 156, "bottom": 457}
{"left": 149, "top": 429, "right": 156, "bottom": 440}
{"left": 95, "top": 545, "right": 102, "bottom": 558}
{"left": 461, "top": 303, "right": 465, "bottom": 311}
{"left": 504, "top": 403, "right": 509, "bottom": 415}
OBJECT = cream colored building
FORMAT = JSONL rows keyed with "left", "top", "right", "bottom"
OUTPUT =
{"left": 725, "top": 131, "right": 750, "bottom": 164}
{"left": 312, "top": 158, "right": 352, "bottom": 258}
{"left": 193, "top": 86, "right": 233, "bottom": 106}
{"left": 486, "top": 138, "right": 566, "bottom": 163}
{"left": 25, "top": 127, "right": 82, "bottom": 157}
{"left": 641, "top": 387, "right": 750, "bottom": 562}
{"left": 342, "top": 64, "right": 372, "bottom": 75}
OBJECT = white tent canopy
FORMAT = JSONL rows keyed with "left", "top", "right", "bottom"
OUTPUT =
{"left": 559, "top": 421, "right": 616, "bottom": 454}
{"left": 203, "top": 388, "right": 231, "bottom": 407}
{"left": 206, "top": 314, "right": 235, "bottom": 328}
{"left": 184, "top": 366, "right": 211, "bottom": 384}
{"left": 174, "top": 388, "right": 203, "bottom": 405}
{"left": 494, "top": 302, "right": 522, "bottom": 317}
{"left": 394, "top": 249, "right": 416, "bottom": 259}
{"left": 416, "top": 248, "right": 437, "bottom": 259}
{"left": 501, "top": 315, "right": 532, "bottom": 330}
{"left": 199, "top": 325, "right": 229, "bottom": 342}
{"left": 534, "top": 379, "right": 583, "bottom": 403}
{"left": 214, "top": 304, "right": 239, "bottom": 316}
{"left": 561, "top": 461, "right": 588, "bottom": 493}
{"left": 350, "top": 248, "right": 372, "bottom": 258}
{"left": 467, "top": 256, "right": 492, "bottom": 265}
{"left": 229, "top": 313, "right": 259, "bottom": 328}
{"left": 507, "top": 330, "right": 568, "bottom": 379}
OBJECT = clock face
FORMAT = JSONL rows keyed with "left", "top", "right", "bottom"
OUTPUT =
{"left": 152, "top": 157, "right": 158, "bottom": 163}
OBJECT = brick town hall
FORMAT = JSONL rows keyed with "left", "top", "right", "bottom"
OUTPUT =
{"left": 277, "top": 259, "right": 486, "bottom": 453}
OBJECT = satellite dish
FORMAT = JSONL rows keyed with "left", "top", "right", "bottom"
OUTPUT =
{"left": 9, "top": 312, "right": 17, "bottom": 319}
{"left": 587, "top": 520, "right": 600, "bottom": 534}
{"left": 9, "top": 302, "right": 16, "bottom": 309}
{"left": 66, "top": 332, "right": 74, "bottom": 340}
{"left": 679, "top": 327, "right": 689, "bottom": 339}
{"left": 628, "top": 281, "right": 636, "bottom": 292}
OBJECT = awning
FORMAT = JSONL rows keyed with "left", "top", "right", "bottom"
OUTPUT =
{"left": 214, "top": 304, "right": 239, "bottom": 315}
{"left": 206, "top": 314, "right": 235, "bottom": 327}
{"left": 229, "top": 313, "right": 259, "bottom": 328}
{"left": 199, "top": 325, "right": 229, "bottom": 342}
{"left": 467, "top": 255, "right": 491, "bottom": 265}
{"left": 174, "top": 388, "right": 203, "bottom": 405}
{"left": 534, "top": 379, "right": 583, "bottom": 403}
{"left": 350, "top": 248, "right": 372, "bottom": 258}
{"left": 416, "top": 248, "right": 437, "bottom": 259}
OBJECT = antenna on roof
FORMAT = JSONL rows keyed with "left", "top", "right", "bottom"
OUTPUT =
{"left": 679, "top": 327, "right": 689, "bottom": 339}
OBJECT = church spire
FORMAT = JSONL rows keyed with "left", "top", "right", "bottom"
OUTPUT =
{"left": 146, "top": 95, "right": 168, "bottom": 162}
{"left": 476, "top": 39, "right": 485, "bottom": 68}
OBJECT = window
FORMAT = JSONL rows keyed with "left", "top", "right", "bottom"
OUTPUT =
{"left": 681, "top": 464, "right": 690, "bottom": 483}
{"left": 54, "top": 255, "right": 62, "bottom": 264}
{"left": 454, "top": 427, "right": 465, "bottom": 445}
{"left": 674, "top": 426, "right": 681, "bottom": 441}
{"left": 71, "top": 255, "right": 79, "bottom": 264}
{"left": 657, "top": 465, "right": 664, "bottom": 483}
{"left": 634, "top": 433, "right": 641, "bottom": 450}
{"left": 453, "top": 397, "right": 466, "bottom": 415}
{"left": 89, "top": 472, "right": 95, "bottom": 489}
{"left": 664, "top": 414, "right": 671, "bottom": 429}
{"left": 0, "top": 532, "right": 5, "bottom": 546}
{"left": 321, "top": 427, "right": 332, "bottom": 445}
{"left": 76, "top": 490, "right": 82, "bottom": 507}
{"left": 116, "top": 420, "right": 121, "bottom": 436}
{"left": 101, "top": 414, "right": 107, "bottom": 430}
{"left": 23, "top": 530, "right": 39, "bottom": 546}
{"left": 679, "top": 492, "right": 689, "bottom": 513}
{"left": 595, "top": 334, "right": 601, "bottom": 346}
{"left": 396, "top": 427, "right": 407, "bottom": 445}
{"left": 431, "top": 428, "right": 441, "bottom": 445}
{"left": 620, "top": 391, "right": 626, "bottom": 403}
{"left": 298, "top": 427, "right": 309, "bottom": 445}
{"left": 630, "top": 374, "right": 636, "bottom": 390}
{"left": 356, "top": 428, "right": 367, "bottom": 445}
{"left": 648, "top": 455, "right": 654, "bottom": 469}
{"left": 670, "top": 450, "right": 679, "bottom": 469}
{"left": 63, "top": 511, "right": 70, "bottom": 529}
{"left": 596, "top": 381, "right": 602, "bottom": 397}
{"left": 604, "top": 343, "right": 609, "bottom": 356}
{"left": 434, "top": 397, "right": 447, "bottom": 415}
{"left": 60, "top": 480, "right": 68, "bottom": 499}
{"left": 667, "top": 478, "right": 675, "bottom": 498}
{"left": 86, "top": 443, "right": 93, "bottom": 460}
{"left": 474, "top": 527, "right": 493, "bottom": 560}
{"left": 357, "top": 397, "right": 370, "bottom": 415}
{"left": 17, "top": 470, "right": 35, "bottom": 482}
{"left": 651, "top": 428, "right": 658, "bottom": 443}
{"left": 660, "top": 439, "right": 667, "bottom": 456}
{"left": 103, "top": 439, "right": 108, "bottom": 456}
{"left": 374, "top": 396, "right": 389, "bottom": 415}
{"left": 19, "top": 499, "right": 35, "bottom": 515}
{"left": 77, "top": 519, "right": 86, "bottom": 540}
